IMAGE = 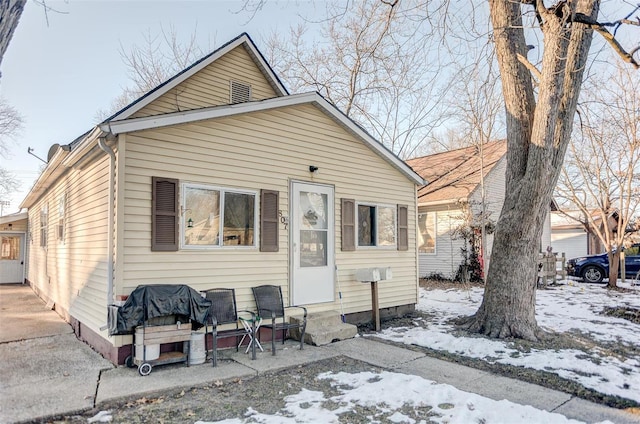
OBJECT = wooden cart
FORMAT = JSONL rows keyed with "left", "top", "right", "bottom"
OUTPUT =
{"left": 125, "top": 322, "right": 192, "bottom": 376}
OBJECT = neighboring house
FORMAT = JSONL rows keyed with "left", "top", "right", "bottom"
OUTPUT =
{"left": 406, "top": 141, "right": 552, "bottom": 280}
{"left": 550, "top": 209, "right": 619, "bottom": 259}
{"left": 0, "top": 212, "right": 28, "bottom": 284}
{"left": 19, "top": 33, "right": 423, "bottom": 364}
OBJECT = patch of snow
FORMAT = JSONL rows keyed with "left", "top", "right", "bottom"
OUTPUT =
{"left": 378, "top": 282, "right": 640, "bottom": 403}
{"left": 198, "top": 370, "right": 610, "bottom": 424}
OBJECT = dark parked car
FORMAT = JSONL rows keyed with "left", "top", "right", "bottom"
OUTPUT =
{"left": 566, "top": 243, "right": 640, "bottom": 283}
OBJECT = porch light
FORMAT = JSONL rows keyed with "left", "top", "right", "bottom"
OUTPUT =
{"left": 187, "top": 218, "right": 194, "bottom": 228}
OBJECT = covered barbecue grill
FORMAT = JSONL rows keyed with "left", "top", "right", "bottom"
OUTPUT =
{"left": 108, "top": 284, "right": 212, "bottom": 375}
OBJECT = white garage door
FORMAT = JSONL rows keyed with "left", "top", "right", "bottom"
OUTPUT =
{"left": 551, "top": 229, "right": 588, "bottom": 260}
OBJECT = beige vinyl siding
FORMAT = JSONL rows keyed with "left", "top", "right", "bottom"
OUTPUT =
{"left": 131, "top": 46, "right": 279, "bottom": 118}
{"left": 417, "top": 203, "right": 466, "bottom": 279}
{"left": 122, "top": 103, "right": 417, "bottom": 318}
{"left": 26, "top": 155, "right": 111, "bottom": 334}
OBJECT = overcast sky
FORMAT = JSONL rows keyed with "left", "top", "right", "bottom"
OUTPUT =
{"left": 1, "top": 0, "right": 319, "bottom": 215}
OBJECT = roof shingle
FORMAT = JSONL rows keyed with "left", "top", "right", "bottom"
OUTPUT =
{"left": 406, "top": 141, "right": 507, "bottom": 204}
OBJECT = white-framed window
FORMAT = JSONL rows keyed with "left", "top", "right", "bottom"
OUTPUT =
{"left": 418, "top": 211, "right": 436, "bottom": 254}
{"left": 181, "top": 183, "right": 257, "bottom": 249}
{"left": 57, "top": 194, "right": 65, "bottom": 242}
{"left": 356, "top": 203, "right": 396, "bottom": 248}
{"left": 40, "top": 204, "right": 48, "bottom": 248}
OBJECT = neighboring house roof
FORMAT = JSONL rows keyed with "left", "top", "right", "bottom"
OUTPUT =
{"left": 551, "top": 209, "right": 614, "bottom": 230}
{"left": 21, "top": 33, "right": 423, "bottom": 209}
{"left": 406, "top": 141, "right": 507, "bottom": 205}
{"left": 0, "top": 211, "right": 28, "bottom": 225}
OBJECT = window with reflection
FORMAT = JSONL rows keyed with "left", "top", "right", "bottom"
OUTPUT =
{"left": 182, "top": 184, "right": 256, "bottom": 248}
{"left": 418, "top": 212, "right": 436, "bottom": 254}
{"left": 357, "top": 203, "right": 396, "bottom": 247}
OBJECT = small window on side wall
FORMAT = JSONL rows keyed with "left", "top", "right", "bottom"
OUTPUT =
{"left": 357, "top": 203, "right": 396, "bottom": 248}
{"left": 418, "top": 212, "right": 436, "bottom": 254}
{"left": 40, "top": 204, "right": 48, "bottom": 248}
{"left": 57, "top": 195, "right": 65, "bottom": 242}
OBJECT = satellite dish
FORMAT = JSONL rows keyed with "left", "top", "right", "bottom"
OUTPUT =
{"left": 47, "top": 144, "right": 60, "bottom": 162}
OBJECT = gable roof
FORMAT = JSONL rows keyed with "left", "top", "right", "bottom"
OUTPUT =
{"left": 100, "top": 91, "right": 424, "bottom": 185}
{"left": 105, "top": 32, "right": 288, "bottom": 124}
{"left": 406, "top": 140, "right": 507, "bottom": 205}
{"left": 21, "top": 33, "right": 422, "bottom": 210}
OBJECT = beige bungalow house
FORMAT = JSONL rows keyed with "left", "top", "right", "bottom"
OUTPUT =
{"left": 19, "top": 33, "right": 423, "bottom": 364}
{"left": 406, "top": 141, "right": 551, "bottom": 280}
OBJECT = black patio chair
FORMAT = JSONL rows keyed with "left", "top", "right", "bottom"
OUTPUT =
{"left": 251, "top": 285, "right": 307, "bottom": 356}
{"left": 202, "top": 288, "right": 258, "bottom": 366}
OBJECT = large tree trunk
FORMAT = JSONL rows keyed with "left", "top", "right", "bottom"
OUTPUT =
{"left": 459, "top": 0, "right": 598, "bottom": 340}
{"left": 0, "top": 0, "right": 26, "bottom": 74}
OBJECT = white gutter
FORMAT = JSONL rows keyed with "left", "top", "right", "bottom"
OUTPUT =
{"left": 98, "top": 136, "right": 116, "bottom": 307}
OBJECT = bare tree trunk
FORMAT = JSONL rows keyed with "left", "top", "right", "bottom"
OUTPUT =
{"left": 458, "top": 0, "right": 598, "bottom": 340}
{"left": 608, "top": 251, "right": 620, "bottom": 288}
{"left": 0, "top": 0, "right": 26, "bottom": 73}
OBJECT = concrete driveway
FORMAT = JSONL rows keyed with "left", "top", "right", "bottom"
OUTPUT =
{"left": 0, "top": 284, "right": 114, "bottom": 423}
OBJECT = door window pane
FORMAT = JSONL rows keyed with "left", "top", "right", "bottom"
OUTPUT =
{"left": 223, "top": 192, "right": 255, "bottom": 246}
{"left": 1, "top": 236, "right": 20, "bottom": 260}
{"left": 300, "top": 192, "right": 328, "bottom": 230}
{"left": 300, "top": 230, "right": 327, "bottom": 267}
{"left": 184, "top": 186, "right": 220, "bottom": 246}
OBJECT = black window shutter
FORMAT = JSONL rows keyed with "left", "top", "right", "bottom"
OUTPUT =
{"left": 260, "top": 189, "right": 279, "bottom": 252}
{"left": 152, "top": 177, "right": 179, "bottom": 251}
{"left": 397, "top": 204, "right": 409, "bottom": 251}
{"left": 341, "top": 198, "right": 356, "bottom": 251}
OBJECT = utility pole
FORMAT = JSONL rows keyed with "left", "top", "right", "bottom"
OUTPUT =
{"left": 0, "top": 200, "right": 10, "bottom": 216}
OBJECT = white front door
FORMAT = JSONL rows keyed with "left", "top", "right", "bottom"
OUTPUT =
{"left": 291, "top": 182, "right": 335, "bottom": 305}
{"left": 0, "top": 234, "right": 25, "bottom": 284}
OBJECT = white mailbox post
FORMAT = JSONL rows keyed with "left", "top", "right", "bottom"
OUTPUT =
{"left": 355, "top": 267, "right": 392, "bottom": 332}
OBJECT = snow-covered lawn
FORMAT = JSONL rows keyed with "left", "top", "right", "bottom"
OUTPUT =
{"left": 196, "top": 371, "right": 607, "bottom": 424}
{"left": 377, "top": 280, "right": 640, "bottom": 404}
{"left": 192, "top": 281, "right": 637, "bottom": 424}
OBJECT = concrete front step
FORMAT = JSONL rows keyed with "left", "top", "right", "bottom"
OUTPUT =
{"left": 290, "top": 310, "right": 358, "bottom": 346}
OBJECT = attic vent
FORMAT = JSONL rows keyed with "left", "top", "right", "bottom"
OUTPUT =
{"left": 230, "top": 81, "right": 251, "bottom": 104}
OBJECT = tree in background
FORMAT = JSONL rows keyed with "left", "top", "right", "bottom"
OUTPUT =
{"left": 556, "top": 60, "right": 640, "bottom": 288}
{"left": 456, "top": 0, "right": 638, "bottom": 340}
{"left": 95, "top": 27, "right": 206, "bottom": 121}
{"left": 264, "top": 0, "right": 451, "bottom": 158}
{"left": 0, "top": 99, "right": 23, "bottom": 203}
{"left": 0, "top": 0, "right": 26, "bottom": 74}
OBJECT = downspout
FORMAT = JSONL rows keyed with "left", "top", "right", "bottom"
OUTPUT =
{"left": 98, "top": 136, "right": 116, "bottom": 307}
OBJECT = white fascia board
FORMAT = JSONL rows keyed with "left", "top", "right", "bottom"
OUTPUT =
{"left": 19, "top": 127, "right": 102, "bottom": 209}
{"left": 110, "top": 34, "right": 286, "bottom": 122}
{"left": 103, "top": 92, "right": 424, "bottom": 186}
{"left": 102, "top": 92, "right": 317, "bottom": 135}
{"left": 417, "top": 197, "right": 468, "bottom": 207}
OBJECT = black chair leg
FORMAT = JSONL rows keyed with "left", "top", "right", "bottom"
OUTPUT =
{"left": 271, "top": 315, "right": 276, "bottom": 356}
{"left": 212, "top": 330, "right": 218, "bottom": 367}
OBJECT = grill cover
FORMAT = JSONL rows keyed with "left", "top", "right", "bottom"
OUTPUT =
{"left": 114, "top": 284, "right": 211, "bottom": 335}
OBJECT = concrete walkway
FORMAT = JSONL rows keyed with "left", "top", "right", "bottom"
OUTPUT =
{"left": 1, "top": 284, "right": 638, "bottom": 424}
